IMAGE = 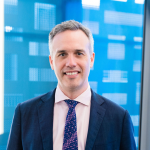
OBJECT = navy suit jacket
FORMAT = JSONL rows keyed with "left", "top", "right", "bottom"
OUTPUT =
{"left": 7, "top": 89, "right": 136, "bottom": 150}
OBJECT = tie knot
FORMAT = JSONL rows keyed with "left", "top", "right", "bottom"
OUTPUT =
{"left": 64, "top": 99, "right": 79, "bottom": 109}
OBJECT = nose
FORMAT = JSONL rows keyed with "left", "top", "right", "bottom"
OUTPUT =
{"left": 66, "top": 55, "right": 77, "bottom": 68}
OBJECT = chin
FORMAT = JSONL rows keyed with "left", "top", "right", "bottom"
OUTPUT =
{"left": 65, "top": 84, "right": 81, "bottom": 90}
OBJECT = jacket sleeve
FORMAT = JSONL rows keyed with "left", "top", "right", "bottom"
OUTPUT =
{"left": 120, "top": 110, "right": 136, "bottom": 150}
{"left": 7, "top": 103, "right": 23, "bottom": 150}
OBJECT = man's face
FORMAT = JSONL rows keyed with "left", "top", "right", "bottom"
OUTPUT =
{"left": 49, "top": 30, "right": 95, "bottom": 93}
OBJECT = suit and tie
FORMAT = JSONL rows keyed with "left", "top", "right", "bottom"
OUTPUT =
{"left": 7, "top": 89, "right": 136, "bottom": 150}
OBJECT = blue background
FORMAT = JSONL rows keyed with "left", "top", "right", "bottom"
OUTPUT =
{"left": 1, "top": 0, "right": 144, "bottom": 149}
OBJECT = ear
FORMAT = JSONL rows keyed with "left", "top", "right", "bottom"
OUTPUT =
{"left": 49, "top": 55, "right": 54, "bottom": 70}
{"left": 90, "top": 52, "right": 95, "bottom": 68}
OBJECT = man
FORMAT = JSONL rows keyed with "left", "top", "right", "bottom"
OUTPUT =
{"left": 7, "top": 20, "right": 136, "bottom": 150}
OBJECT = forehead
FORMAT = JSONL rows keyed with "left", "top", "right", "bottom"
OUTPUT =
{"left": 51, "top": 30, "right": 90, "bottom": 51}
{"left": 52, "top": 30, "right": 89, "bottom": 45}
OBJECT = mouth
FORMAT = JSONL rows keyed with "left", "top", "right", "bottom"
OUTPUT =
{"left": 64, "top": 71, "right": 80, "bottom": 76}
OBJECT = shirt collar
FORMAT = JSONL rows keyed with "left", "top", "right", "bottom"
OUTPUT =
{"left": 55, "top": 85, "right": 91, "bottom": 106}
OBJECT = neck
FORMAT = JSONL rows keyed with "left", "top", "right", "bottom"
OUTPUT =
{"left": 58, "top": 84, "right": 89, "bottom": 99}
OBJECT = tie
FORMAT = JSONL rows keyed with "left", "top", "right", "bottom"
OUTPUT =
{"left": 63, "top": 100, "right": 79, "bottom": 150}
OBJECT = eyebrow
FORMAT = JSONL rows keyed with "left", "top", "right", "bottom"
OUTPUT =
{"left": 56, "top": 50, "right": 66, "bottom": 54}
{"left": 56, "top": 49, "right": 85, "bottom": 54}
{"left": 75, "top": 49, "right": 85, "bottom": 53}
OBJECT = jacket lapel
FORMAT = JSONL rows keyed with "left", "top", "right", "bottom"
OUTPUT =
{"left": 85, "top": 90, "right": 106, "bottom": 150}
{"left": 36, "top": 89, "right": 56, "bottom": 150}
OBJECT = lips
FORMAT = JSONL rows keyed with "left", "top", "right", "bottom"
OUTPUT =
{"left": 64, "top": 71, "right": 80, "bottom": 76}
{"left": 66, "top": 72, "right": 78, "bottom": 75}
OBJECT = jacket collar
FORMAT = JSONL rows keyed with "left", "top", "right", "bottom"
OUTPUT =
{"left": 36, "top": 89, "right": 56, "bottom": 150}
{"left": 85, "top": 89, "right": 106, "bottom": 150}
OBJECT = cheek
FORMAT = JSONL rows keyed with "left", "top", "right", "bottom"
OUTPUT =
{"left": 54, "top": 63, "right": 63, "bottom": 74}
{"left": 82, "top": 61, "right": 91, "bottom": 72}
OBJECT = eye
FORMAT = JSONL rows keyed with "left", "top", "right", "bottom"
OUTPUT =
{"left": 59, "top": 53, "right": 66, "bottom": 57}
{"left": 77, "top": 52, "right": 83, "bottom": 56}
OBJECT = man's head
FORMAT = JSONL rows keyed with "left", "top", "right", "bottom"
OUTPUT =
{"left": 49, "top": 20, "right": 95, "bottom": 98}
{"left": 49, "top": 20, "right": 94, "bottom": 56}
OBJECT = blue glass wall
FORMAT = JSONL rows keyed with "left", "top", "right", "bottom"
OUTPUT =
{"left": 0, "top": 0, "right": 144, "bottom": 149}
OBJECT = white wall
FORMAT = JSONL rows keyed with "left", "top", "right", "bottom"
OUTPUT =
{"left": 0, "top": 0, "right": 4, "bottom": 135}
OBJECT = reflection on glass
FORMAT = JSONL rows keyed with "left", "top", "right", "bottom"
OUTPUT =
{"left": 82, "top": 0, "right": 100, "bottom": 9}
{"left": 34, "top": 3, "right": 56, "bottom": 31}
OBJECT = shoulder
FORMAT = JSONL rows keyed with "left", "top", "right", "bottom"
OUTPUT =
{"left": 16, "top": 89, "right": 56, "bottom": 112}
{"left": 91, "top": 89, "right": 127, "bottom": 117}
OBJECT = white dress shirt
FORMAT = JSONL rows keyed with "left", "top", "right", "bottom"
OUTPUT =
{"left": 53, "top": 85, "right": 91, "bottom": 150}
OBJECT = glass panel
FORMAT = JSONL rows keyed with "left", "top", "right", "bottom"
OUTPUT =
{"left": 0, "top": 0, "right": 144, "bottom": 149}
